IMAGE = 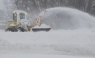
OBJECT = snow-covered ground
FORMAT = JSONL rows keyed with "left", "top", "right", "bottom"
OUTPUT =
{"left": 0, "top": 53, "right": 94, "bottom": 58}
{"left": 0, "top": 29, "right": 95, "bottom": 58}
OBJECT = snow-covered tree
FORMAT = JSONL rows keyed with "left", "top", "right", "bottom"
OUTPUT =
{"left": 3, "top": 0, "right": 16, "bottom": 21}
{"left": 0, "top": 10, "right": 5, "bottom": 21}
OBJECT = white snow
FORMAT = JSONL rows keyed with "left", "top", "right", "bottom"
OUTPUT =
{"left": 13, "top": 10, "right": 27, "bottom": 13}
{"left": 0, "top": 53, "right": 94, "bottom": 58}
{"left": 10, "top": 23, "right": 16, "bottom": 26}
{"left": 33, "top": 24, "right": 50, "bottom": 28}
{"left": 0, "top": 29, "right": 95, "bottom": 58}
{"left": 38, "top": 7, "right": 95, "bottom": 30}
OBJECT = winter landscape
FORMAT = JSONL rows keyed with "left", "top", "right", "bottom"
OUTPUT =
{"left": 0, "top": 0, "right": 95, "bottom": 58}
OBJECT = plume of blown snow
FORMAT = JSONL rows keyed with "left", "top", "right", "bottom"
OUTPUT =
{"left": 38, "top": 7, "right": 95, "bottom": 30}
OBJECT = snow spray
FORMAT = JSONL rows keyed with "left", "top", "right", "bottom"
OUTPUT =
{"left": 38, "top": 7, "right": 95, "bottom": 30}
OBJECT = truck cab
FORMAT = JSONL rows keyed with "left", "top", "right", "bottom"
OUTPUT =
{"left": 13, "top": 10, "right": 27, "bottom": 25}
{"left": 6, "top": 10, "right": 29, "bottom": 32}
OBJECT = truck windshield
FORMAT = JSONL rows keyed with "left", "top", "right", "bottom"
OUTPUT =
{"left": 13, "top": 13, "right": 17, "bottom": 22}
{"left": 20, "top": 13, "right": 25, "bottom": 19}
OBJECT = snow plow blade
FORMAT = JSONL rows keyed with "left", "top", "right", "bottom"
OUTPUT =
{"left": 32, "top": 28, "right": 51, "bottom": 32}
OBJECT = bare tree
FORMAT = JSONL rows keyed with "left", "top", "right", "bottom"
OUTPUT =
{"left": 86, "top": 0, "right": 93, "bottom": 13}
{"left": 13, "top": 0, "right": 93, "bottom": 14}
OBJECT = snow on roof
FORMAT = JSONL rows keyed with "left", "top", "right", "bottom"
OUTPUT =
{"left": 13, "top": 10, "right": 27, "bottom": 13}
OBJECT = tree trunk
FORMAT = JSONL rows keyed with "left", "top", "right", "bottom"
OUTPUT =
{"left": 86, "top": 0, "right": 93, "bottom": 13}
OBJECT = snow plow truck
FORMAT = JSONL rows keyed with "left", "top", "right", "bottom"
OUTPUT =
{"left": 5, "top": 10, "right": 51, "bottom": 32}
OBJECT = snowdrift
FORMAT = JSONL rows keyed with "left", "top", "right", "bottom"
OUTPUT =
{"left": 38, "top": 7, "right": 95, "bottom": 30}
{"left": 0, "top": 29, "right": 95, "bottom": 56}
{"left": 1, "top": 53, "right": 94, "bottom": 58}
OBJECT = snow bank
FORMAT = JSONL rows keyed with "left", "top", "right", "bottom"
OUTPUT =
{"left": 1, "top": 53, "right": 94, "bottom": 58}
{"left": 0, "top": 29, "right": 95, "bottom": 56}
{"left": 38, "top": 7, "right": 95, "bottom": 30}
